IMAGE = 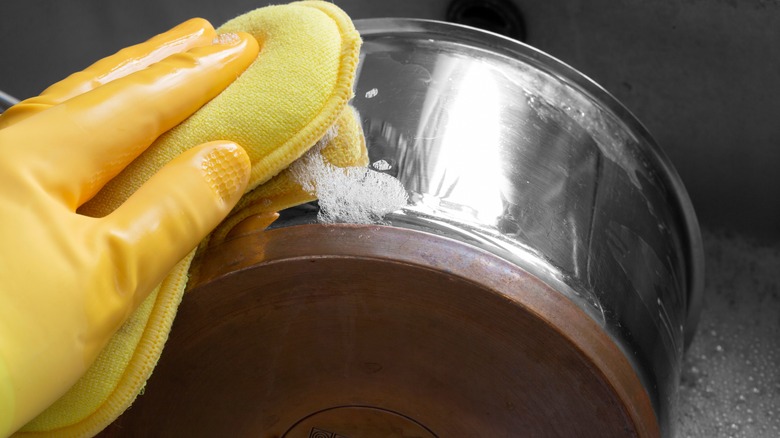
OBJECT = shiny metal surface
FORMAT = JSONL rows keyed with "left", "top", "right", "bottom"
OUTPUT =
{"left": 0, "top": 89, "right": 19, "bottom": 112}
{"left": 107, "top": 224, "right": 659, "bottom": 437}
{"left": 271, "top": 18, "right": 704, "bottom": 436}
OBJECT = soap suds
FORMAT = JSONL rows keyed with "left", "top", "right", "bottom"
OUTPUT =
{"left": 676, "top": 230, "right": 780, "bottom": 437}
{"left": 365, "top": 88, "right": 379, "bottom": 99}
{"left": 371, "top": 159, "right": 393, "bottom": 172}
{"left": 291, "top": 127, "right": 407, "bottom": 224}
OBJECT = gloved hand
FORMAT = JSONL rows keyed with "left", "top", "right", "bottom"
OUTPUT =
{"left": 0, "top": 19, "right": 259, "bottom": 435}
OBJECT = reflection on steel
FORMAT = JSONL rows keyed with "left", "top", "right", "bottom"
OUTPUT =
{"left": 0, "top": 89, "right": 20, "bottom": 112}
{"left": 272, "top": 18, "right": 704, "bottom": 437}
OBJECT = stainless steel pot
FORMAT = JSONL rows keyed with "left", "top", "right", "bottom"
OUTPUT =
{"left": 105, "top": 18, "right": 704, "bottom": 438}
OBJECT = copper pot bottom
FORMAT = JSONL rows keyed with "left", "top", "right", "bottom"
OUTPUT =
{"left": 104, "top": 224, "right": 658, "bottom": 437}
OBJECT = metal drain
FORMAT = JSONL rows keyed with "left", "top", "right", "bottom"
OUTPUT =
{"left": 446, "top": 0, "right": 526, "bottom": 41}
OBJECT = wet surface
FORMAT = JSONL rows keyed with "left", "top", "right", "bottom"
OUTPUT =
{"left": 676, "top": 229, "right": 780, "bottom": 437}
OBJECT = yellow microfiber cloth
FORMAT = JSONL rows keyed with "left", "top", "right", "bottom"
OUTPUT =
{"left": 16, "top": 2, "right": 365, "bottom": 436}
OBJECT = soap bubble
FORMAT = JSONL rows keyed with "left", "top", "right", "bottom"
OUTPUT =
{"left": 291, "top": 123, "right": 408, "bottom": 224}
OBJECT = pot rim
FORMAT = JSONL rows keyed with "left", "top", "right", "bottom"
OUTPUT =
{"left": 354, "top": 17, "right": 705, "bottom": 346}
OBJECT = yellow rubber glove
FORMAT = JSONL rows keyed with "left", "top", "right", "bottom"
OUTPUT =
{"left": 0, "top": 19, "right": 259, "bottom": 436}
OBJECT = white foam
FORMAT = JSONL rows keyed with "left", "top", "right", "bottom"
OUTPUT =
{"left": 365, "top": 88, "right": 379, "bottom": 99}
{"left": 371, "top": 159, "right": 392, "bottom": 171}
{"left": 291, "top": 121, "right": 407, "bottom": 224}
{"left": 676, "top": 230, "right": 780, "bottom": 437}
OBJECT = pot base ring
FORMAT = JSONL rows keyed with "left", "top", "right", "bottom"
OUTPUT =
{"left": 103, "top": 224, "right": 658, "bottom": 437}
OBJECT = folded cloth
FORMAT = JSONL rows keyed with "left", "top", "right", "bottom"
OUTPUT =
{"left": 16, "top": 2, "right": 364, "bottom": 436}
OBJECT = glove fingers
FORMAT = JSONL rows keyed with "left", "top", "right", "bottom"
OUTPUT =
{"left": 0, "top": 19, "right": 217, "bottom": 128}
{"left": 13, "top": 32, "right": 259, "bottom": 210}
{"left": 101, "top": 141, "right": 250, "bottom": 311}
